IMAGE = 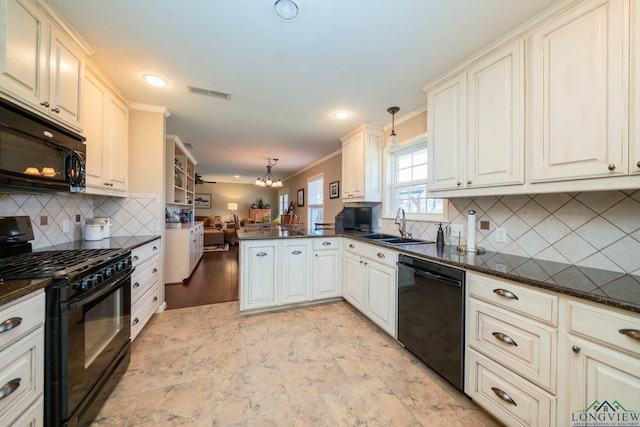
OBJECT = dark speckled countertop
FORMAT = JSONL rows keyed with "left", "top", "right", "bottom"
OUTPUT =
{"left": 0, "top": 235, "right": 161, "bottom": 307}
{"left": 239, "top": 228, "right": 640, "bottom": 314}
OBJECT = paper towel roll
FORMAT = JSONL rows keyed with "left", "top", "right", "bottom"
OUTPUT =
{"left": 466, "top": 210, "right": 476, "bottom": 252}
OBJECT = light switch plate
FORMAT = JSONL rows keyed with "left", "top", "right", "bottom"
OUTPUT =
{"left": 495, "top": 227, "right": 507, "bottom": 243}
{"left": 449, "top": 224, "right": 464, "bottom": 241}
{"left": 63, "top": 219, "right": 70, "bottom": 233}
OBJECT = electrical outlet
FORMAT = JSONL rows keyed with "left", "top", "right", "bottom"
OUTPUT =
{"left": 63, "top": 219, "right": 70, "bottom": 233}
{"left": 448, "top": 224, "right": 464, "bottom": 245}
{"left": 495, "top": 227, "right": 507, "bottom": 243}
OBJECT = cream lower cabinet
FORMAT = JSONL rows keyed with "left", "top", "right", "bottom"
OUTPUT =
{"left": 165, "top": 225, "right": 203, "bottom": 283}
{"left": 240, "top": 240, "right": 279, "bottom": 311}
{"left": 343, "top": 239, "right": 397, "bottom": 337}
{"left": 312, "top": 238, "right": 342, "bottom": 300}
{"left": 281, "top": 239, "right": 312, "bottom": 305}
{"left": 0, "top": 290, "right": 44, "bottom": 427}
{"left": 559, "top": 298, "right": 640, "bottom": 426}
{"left": 131, "top": 240, "right": 161, "bottom": 340}
{"left": 466, "top": 272, "right": 558, "bottom": 426}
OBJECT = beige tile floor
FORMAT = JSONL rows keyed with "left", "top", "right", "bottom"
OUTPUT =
{"left": 92, "top": 301, "right": 501, "bottom": 426}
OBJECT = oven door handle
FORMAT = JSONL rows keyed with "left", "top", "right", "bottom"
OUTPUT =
{"left": 68, "top": 268, "right": 134, "bottom": 310}
{"left": 398, "top": 263, "right": 462, "bottom": 287}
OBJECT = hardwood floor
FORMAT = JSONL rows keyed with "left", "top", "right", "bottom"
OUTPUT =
{"left": 165, "top": 244, "right": 239, "bottom": 309}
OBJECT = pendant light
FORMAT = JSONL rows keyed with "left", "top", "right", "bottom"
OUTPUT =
{"left": 387, "top": 106, "right": 399, "bottom": 147}
{"left": 274, "top": 0, "right": 299, "bottom": 21}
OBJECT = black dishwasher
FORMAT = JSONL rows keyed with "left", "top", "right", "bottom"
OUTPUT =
{"left": 397, "top": 254, "right": 465, "bottom": 391}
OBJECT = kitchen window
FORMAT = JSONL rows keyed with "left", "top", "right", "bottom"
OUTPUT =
{"left": 385, "top": 137, "right": 446, "bottom": 221}
{"left": 278, "top": 189, "right": 289, "bottom": 215}
{"left": 307, "top": 174, "right": 323, "bottom": 230}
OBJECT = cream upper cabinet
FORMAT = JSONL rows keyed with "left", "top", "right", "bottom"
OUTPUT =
{"left": 426, "top": 73, "right": 466, "bottom": 191}
{"left": 530, "top": 0, "right": 627, "bottom": 182}
{"left": 632, "top": 0, "right": 640, "bottom": 175}
{"left": 341, "top": 124, "right": 383, "bottom": 202}
{"left": 0, "top": 0, "right": 83, "bottom": 130}
{"left": 466, "top": 41, "right": 524, "bottom": 188}
{"left": 83, "top": 65, "right": 128, "bottom": 194}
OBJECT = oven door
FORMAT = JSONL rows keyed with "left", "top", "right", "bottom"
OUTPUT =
{"left": 62, "top": 273, "right": 131, "bottom": 423}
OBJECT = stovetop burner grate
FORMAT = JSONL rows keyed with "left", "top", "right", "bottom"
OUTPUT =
{"left": 0, "top": 249, "right": 125, "bottom": 280}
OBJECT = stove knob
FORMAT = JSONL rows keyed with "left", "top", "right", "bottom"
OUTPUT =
{"left": 116, "top": 261, "right": 124, "bottom": 272}
{"left": 73, "top": 280, "right": 89, "bottom": 292}
{"left": 93, "top": 273, "right": 104, "bottom": 286}
{"left": 105, "top": 267, "right": 115, "bottom": 278}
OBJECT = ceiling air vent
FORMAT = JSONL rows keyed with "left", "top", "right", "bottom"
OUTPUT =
{"left": 186, "top": 85, "right": 231, "bottom": 100}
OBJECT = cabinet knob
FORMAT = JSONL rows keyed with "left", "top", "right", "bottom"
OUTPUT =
{"left": 132, "top": 318, "right": 139, "bottom": 326}
{"left": 133, "top": 255, "right": 139, "bottom": 261}
{"left": 492, "top": 288, "right": 519, "bottom": 300}
{"left": 0, "top": 378, "right": 21, "bottom": 401}
{"left": 618, "top": 329, "right": 640, "bottom": 341}
{"left": 40, "top": 101, "right": 50, "bottom": 108}
{"left": 349, "top": 244, "right": 355, "bottom": 248}
{"left": 491, "top": 387, "right": 516, "bottom": 406}
{"left": 467, "top": 180, "right": 472, "bottom": 185}
{"left": 377, "top": 253, "right": 385, "bottom": 258}
{"left": 152, "top": 268, "right": 158, "bottom": 273}
{"left": 133, "top": 282, "right": 140, "bottom": 289}
{"left": 153, "top": 296, "right": 158, "bottom": 302}
{"left": 608, "top": 163, "right": 616, "bottom": 171}
{"left": 51, "top": 107, "right": 60, "bottom": 114}
{"left": 637, "top": 161, "right": 640, "bottom": 168}
{"left": 457, "top": 181, "right": 462, "bottom": 186}
{"left": 572, "top": 345, "right": 581, "bottom": 353}
{"left": 153, "top": 246, "right": 158, "bottom": 251}
{"left": 0, "top": 317, "right": 22, "bottom": 333}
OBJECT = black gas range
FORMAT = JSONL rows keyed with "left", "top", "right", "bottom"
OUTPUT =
{"left": 0, "top": 216, "right": 133, "bottom": 427}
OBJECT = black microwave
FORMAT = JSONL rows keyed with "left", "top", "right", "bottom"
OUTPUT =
{"left": 0, "top": 98, "right": 86, "bottom": 194}
{"left": 343, "top": 207, "right": 373, "bottom": 231}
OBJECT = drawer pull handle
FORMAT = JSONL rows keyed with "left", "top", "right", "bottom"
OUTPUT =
{"left": 133, "top": 282, "right": 140, "bottom": 289}
{"left": 493, "top": 288, "right": 519, "bottom": 300}
{"left": 0, "top": 378, "right": 21, "bottom": 400}
{"left": 491, "top": 387, "right": 517, "bottom": 406}
{"left": 619, "top": 329, "right": 640, "bottom": 341}
{"left": 292, "top": 250, "right": 302, "bottom": 255}
{"left": 492, "top": 332, "right": 518, "bottom": 346}
{"left": 572, "top": 345, "right": 581, "bottom": 353}
{"left": 152, "top": 268, "right": 158, "bottom": 273}
{"left": 132, "top": 318, "right": 139, "bottom": 326}
{"left": 133, "top": 255, "right": 139, "bottom": 261}
{"left": 322, "top": 241, "right": 331, "bottom": 246}
{"left": 377, "top": 253, "right": 385, "bottom": 258}
{"left": 256, "top": 252, "right": 268, "bottom": 257}
{"left": 349, "top": 244, "right": 355, "bottom": 248}
{"left": 51, "top": 107, "right": 60, "bottom": 114}
{"left": 0, "top": 317, "right": 22, "bottom": 333}
{"left": 153, "top": 296, "right": 158, "bottom": 302}
{"left": 153, "top": 246, "right": 158, "bottom": 251}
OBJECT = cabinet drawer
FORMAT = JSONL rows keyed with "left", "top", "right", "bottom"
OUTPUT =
{"left": 467, "top": 349, "right": 556, "bottom": 427}
{"left": 344, "top": 240, "right": 397, "bottom": 268}
{"left": 131, "top": 256, "right": 160, "bottom": 304}
{"left": 132, "top": 240, "right": 160, "bottom": 266}
{"left": 468, "top": 272, "right": 558, "bottom": 326}
{"left": 312, "top": 237, "right": 341, "bottom": 251}
{"left": 567, "top": 299, "right": 640, "bottom": 357}
{"left": 469, "top": 300, "right": 556, "bottom": 392}
{"left": 131, "top": 282, "right": 160, "bottom": 340}
{"left": 0, "top": 292, "right": 44, "bottom": 352}
{"left": 0, "top": 328, "right": 43, "bottom": 426}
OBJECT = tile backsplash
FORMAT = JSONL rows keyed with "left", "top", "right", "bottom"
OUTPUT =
{"left": 0, "top": 193, "right": 162, "bottom": 249}
{"left": 382, "top": 190, "right": 640, "bottom": 275}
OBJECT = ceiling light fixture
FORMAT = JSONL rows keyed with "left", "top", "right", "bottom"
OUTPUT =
{"left": 254, "top": 158, "right": 283, "bottom": 187}
{"left": 333, "top": 111, "right": 350, "bottom": 120}
{"left": 274, "top": 0, "right": 299, "bottom": 21}
{"left": 143, "top": 74, "right": 168, "bottom": 87}
{"left": 387, "top": 106, "right": 400, "bottom": 147}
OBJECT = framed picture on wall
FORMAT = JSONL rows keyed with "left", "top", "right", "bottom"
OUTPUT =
{"left": 194, "top": 194, "right": 211, "bottom": 208}
{"left": 329, "top": 181, "right": 339, "bottom": 199}
{"left": 297, "top": 188, "right": 305, "bottom": 207}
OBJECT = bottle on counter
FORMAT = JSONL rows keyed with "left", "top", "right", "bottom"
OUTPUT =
{"left": 436, "top": 223, "right": 445, "bottom": 246}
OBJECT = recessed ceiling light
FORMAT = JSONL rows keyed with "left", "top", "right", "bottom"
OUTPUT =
{"left": 333, "top": 111, "right": 350, "bottom": 120}
{"left": 143, "top": 74, "right": 168, "bottom": 87}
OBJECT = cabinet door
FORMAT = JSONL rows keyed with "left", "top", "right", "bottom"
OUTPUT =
{"left": 343, "top": 251, "right": 364, "bottom": 312}
{"left": 365, "top": 261, "right": 397, "bottom": 337}
{"left": 105, "top": 95, "right": 128, "bottom": 192}
{"left": 281, "top": 240, "right": 312, "bottom": 304}
{"left": 632, "top": 0, "right": 640, "bottom": 175}
{"left": 312, "top": 249, "right": 341, "bottom": 299}
{"left": 530, "top": 0, "right": 627, "bottom": 182}
{"left": 563, "top": 336, "right": 640, "bottom": 427}
{"left": 0, "top": 0, "right": 46, "bottom": 105}
{"left": 240, "top": 242, "right": 278, "bottom": 311}
{"left": 82, "top": 70, "right": 108, "bottom": 190}
{"left": 467, "top": 41, "right": 524, "bottom": 188}
{"left": 427, "top": 73, "right": 466, "bottom": 191}
{"left": 342, "top": 132, "right": 364, "bottom": 199}
{"left": 48, "top": 25, "right": 83, "bottom": 129}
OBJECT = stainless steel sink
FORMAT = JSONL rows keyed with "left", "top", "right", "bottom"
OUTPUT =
{"left": 357, "top": 234, "right": 433, "bottom": 246}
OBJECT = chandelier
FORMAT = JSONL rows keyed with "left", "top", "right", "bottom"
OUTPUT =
{"left": 254, "top": 158, "right": 283, "bottom": 187}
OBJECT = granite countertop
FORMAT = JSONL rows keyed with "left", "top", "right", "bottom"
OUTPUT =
{"left": 239, "top": 228, "right": 640, "bottom": 314}
{"left": 0, "top": 235, "right": 161, "bottom": 307}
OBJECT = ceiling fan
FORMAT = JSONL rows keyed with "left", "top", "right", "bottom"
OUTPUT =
{"left": 195, "top": 174, "right": 216, "bottom": 184}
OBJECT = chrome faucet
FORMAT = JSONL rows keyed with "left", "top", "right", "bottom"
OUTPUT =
{"left": 395, "top": 208, "right": 411, "bottom": 239}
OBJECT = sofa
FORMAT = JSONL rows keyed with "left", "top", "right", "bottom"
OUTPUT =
{"left": 195, "top": 215, "right": 225, "bottom": 247}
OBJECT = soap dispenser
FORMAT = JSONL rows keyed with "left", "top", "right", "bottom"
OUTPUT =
{"left": 436, "top": 223, "right": 445, "bottom": 246}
